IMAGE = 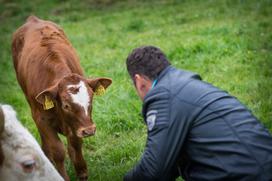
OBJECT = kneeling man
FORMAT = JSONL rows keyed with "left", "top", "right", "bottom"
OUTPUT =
{"left": 124, "top": 45, "right": 272, "bottom": 181}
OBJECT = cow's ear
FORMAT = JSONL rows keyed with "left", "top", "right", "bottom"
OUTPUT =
{"left": 87, "top": 78, "right": 112, "bottom": 96}
{"left": 35, "top": 84, "right": 58, "bottom": 110}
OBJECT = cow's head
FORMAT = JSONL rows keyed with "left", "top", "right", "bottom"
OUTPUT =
{"left": 0, "top": 106, "right": 4, "bottom": 166}
{"left": 0, "top": 104, "right": 64, "bottom": 181}
{"left": 35, "top": 74, "right": 112, "bottom": 138}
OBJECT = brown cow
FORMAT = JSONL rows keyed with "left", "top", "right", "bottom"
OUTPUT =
{"left": 12, "top": 16, "right": 112, "bottom": 181}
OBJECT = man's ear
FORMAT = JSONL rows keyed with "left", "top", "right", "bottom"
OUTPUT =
{"left": 134, "top": 74, "right": 146, "bottom": 89}
{"left": 35, "top": 83, "right": 58, "bottom": 110}
{"left": 87, "top": 77, "right": 112, "bottom": 95}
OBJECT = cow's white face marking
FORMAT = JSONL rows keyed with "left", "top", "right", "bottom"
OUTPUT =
{"left": 67, "top": 81, "right": 90, "bottom": 115}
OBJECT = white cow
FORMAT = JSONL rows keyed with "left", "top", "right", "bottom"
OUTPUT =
{"left": 0, "top": 104, "right": 64, "bottom": 181}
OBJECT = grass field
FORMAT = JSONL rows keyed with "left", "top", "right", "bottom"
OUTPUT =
{"left": 0, "top": 0, "right": 271, "bottom": 180}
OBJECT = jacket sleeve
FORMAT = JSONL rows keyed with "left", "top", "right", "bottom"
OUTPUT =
{"left": 124, "top": 89, "right": 193, "bottom": 181}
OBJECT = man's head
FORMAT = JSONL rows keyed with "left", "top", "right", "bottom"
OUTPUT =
{"left": 126, "top": 46, "right": 170, "bottom": 100}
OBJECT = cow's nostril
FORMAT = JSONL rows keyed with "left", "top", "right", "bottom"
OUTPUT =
{"left": 81, "top": 128, "right": 95, "bottom": 137}
{"left": 82, "top": 129, "right": 88, "bottom": 136}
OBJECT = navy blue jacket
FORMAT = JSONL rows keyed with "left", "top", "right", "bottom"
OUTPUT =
{"left": 124, "top": 66, "right": 272, "bottom": 181}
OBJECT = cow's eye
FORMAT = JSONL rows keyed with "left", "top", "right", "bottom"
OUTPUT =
{"left": 21, "top": 159, "right": 36, "bottom": 173}
{"left": 62, "top": 103, "right": 71, "bottom": 110}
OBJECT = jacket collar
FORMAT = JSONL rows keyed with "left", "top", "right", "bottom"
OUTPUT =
{"left": 155, "top": 65, "right": 172, "bottom": 84}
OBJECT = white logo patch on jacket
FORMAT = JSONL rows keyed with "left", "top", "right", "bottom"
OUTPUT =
{"left": 146, "top": 110, "right": 158, "bottom": 131}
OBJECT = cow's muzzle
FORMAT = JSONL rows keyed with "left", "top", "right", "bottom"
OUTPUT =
{"left": 77, "top": 125, "right": 96, "bottom": 138}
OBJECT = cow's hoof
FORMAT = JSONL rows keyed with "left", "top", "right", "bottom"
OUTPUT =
{"left": 78, "top": 174, "right": 88, "bottom": 181}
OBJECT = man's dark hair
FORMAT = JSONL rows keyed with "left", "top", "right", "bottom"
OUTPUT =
{"left": 126, "top": 46, "right": 170, "bottom": 81}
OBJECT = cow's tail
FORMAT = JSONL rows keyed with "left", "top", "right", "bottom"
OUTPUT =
{"left": 27, "top": 15, "right": 39, "bottom": 22}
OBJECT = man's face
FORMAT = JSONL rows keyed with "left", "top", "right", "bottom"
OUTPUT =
{"left": 133, "top": 74, "right": 152, "bottom": 101}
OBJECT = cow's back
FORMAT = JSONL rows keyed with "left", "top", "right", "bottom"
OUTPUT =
{"left": 12, "top": 16, "right": 84, "bottom": 100}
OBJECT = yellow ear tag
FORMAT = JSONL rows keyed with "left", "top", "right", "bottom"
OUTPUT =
{"left": 94, "top": 84, "right": 105, "bottom": 96}
{"left": 44, "top": 96, "right": 54, "bottom": 110}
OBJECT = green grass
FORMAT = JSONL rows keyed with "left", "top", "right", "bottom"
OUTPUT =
{"left": 0, "top": 0, "right": 271, "bottom": 180}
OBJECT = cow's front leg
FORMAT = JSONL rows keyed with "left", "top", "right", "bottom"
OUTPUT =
{"left": 32, "top": 109, "right": 69, "bottom": 181}
{"left": 67, "top": 134, "right": 88, "bottom": 181}
{"left": 36, "top": 121, "right": 70, "bottom": 181}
